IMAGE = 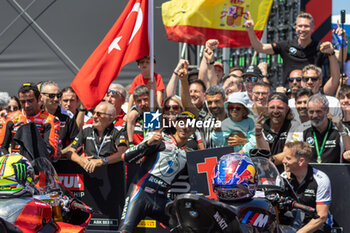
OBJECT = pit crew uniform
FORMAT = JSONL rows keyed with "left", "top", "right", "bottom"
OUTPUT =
{"left": 0, "top": 110, "right": 60, "bottom": 161}
{"left": 118, "top": 132, "right": 191, "bottom": 233}
{"left": 281, "top": 165, "right": 333, "bottom": 232}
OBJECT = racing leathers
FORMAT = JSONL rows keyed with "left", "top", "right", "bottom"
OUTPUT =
{"left": 118, "top": 132, "right": 191, "bottom": 233}
{"left": 0, "top": 110, "right": 60, "bottom": 161}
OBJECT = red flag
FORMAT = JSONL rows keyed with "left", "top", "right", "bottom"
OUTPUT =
{"left": 72, "top": 0, "right": 149, "bottom": 109}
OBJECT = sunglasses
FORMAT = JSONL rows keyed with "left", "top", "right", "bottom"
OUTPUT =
{"left": 288, "top": 77, "right": 302, "bottom": 82}
{"left": 302, "top": 76, "right": 319, "bottom": 82}
{"left": 42, "top": 92, "right": 62, "bottom": 99}
{"left": 93, "top": 111, "right": 113, "bottom": 118}
{"left": 164, "top": 105, "right": 180, "bottom": 111}
{"left": 107, "top": 89, "right": 121, "bottom": 96}
{"left": 227, "top": 105, "right": 242, "bottom": 111}
{"left": 244, "top": 76, "right": 258, "bottom": 83}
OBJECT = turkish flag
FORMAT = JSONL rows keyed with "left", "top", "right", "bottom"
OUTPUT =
{"left": 71, "top": 0, "right": 149, "bottom": 109}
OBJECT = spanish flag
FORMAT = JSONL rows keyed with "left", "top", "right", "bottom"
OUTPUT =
{"left": 162, "top": 0, "right": 273, "bottom": 48}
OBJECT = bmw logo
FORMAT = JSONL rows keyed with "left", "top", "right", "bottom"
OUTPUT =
{"left": 289, "top": 47, "right": 297, "bottom": 55}
{"left": 306, "top": 137, "right": 314, "bottom": 145}
{"left": 189, "top": 210, "right": 198, "bottom": 218}
{"left": 267, "top": 134, "right": 274, "bottom": 142}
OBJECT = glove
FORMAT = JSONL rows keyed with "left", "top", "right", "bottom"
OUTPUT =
{"left": 12, "top": 160, "right": 28, "bottom": 186}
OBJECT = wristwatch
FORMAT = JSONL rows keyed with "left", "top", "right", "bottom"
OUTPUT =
{"left": 102, "top": 157, "right": 109, "bottom": 165}
{"left": 79, "top": 108, "right": 88, "bottom": 112}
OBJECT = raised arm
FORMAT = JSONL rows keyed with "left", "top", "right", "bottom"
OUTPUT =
{"left": 166, "top": 59, "right": 189, "bottom": 98}
{"left": 321, "top": 42, "right": 341, "bottom": 96}
{"left": 178, "top": 64, "right": 199, "bottom": 118}
{"left": 199, "top": 39, "right": 220, "bottom": 87}
{"left": 244, "top": 11, "right": 274, "bottom": 54}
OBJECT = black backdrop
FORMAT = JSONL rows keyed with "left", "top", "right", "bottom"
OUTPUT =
{"left": 0, "top": 0, "right": 178, "bottom": 96}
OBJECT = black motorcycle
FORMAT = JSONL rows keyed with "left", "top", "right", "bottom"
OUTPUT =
{"left": 166, "top": 156, "right": 319, "bottom": 233}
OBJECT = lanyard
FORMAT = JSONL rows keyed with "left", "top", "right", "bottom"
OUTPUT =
{"left": 92, "top": 130, "right": 109, "bottom": 158}
{"left": 313, "top": 121, "right": 331, "bottom": 163}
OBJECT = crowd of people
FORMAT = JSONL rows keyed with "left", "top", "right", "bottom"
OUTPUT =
{"left": 0, "top": 12, "right": 348, "bottom": 233}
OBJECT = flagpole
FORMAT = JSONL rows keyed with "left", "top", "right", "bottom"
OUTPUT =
{"left": 149, "top": 0, "right": 155, "bottom": 110}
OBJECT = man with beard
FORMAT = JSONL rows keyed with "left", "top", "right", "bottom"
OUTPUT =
{"left": 255, "top": 92, "right": 302, "bottom": 170}
{"left": 204, "top": 85, "right": 226, "bottom": 148}
{"left": 287, "top": 69, "right": 303, "bottom": 98}
{"left": 251, "top": 81, "right": 271, "bottom": 117}
{"left": 302, "top": 94, "right": 350, "bottom": 163}
{"left": 295, "top": 88, "right": 313, "bottom": 129}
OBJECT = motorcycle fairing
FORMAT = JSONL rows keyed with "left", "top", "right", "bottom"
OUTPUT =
{"left": 0, "top": 198, "right": 33, "bottom": 224}
{"left": 13, "top": 199, "right": 52, "bottom": 232}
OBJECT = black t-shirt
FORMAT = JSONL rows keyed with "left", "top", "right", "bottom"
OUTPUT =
{"left": 271, "top": 39, "right": 328, "bottom": 86}
{"left": 71, "top": 123, "right": 127, "bottom": 158}
{"left": 54, "top": 106, "right": 79, "bottom": 148}
{"left": 303, "top": 121, "right": 342, "bottom": 163}
{"left": 262, "top": 119, "right": 293, "bottom": 155}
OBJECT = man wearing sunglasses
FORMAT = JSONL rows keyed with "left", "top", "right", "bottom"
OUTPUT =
{"left": 287, "top": 69, "right": 303, "bottom": 99}
{"left": 86, "top": 83, "right": 127, "bottom": 133}
{"left": 288, "top": 64, "right": 342, "bottom": 118}
{"left": 68, "top": 102, "right": 127, "bottom": 220}
{"left": 0, "top": 82, "right": 60, "bottom": 161}
{"left": 40, "top": 81, "right": 79, "bottom": 152}
{"left": 241, "top": 65, "right": 262, "bottom": 106}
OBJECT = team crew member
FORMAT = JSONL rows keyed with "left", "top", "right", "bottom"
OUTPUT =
{"left": 40, "top": 81, "right": 79, "bottom": 149}
{"left": 0, "top": 82, "right": 60, "bottom": 161}
{"left": 302, "top": 94, "right": 350, "bottom": 163}
{"left": 68, "top": 102, "right": 127, "bottom": 221}
{"left": 68, "top": 102, "right": 127, "bottom": 172}
{"left": 117, "top": 111, "right": 196, "bottom": 233}
{"left": 282, "top": 142, "right": 333, "bottom": 233}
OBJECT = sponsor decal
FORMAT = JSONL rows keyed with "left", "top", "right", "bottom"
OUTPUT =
{"left": 213, "top": 211, "right": 228, "bottom": 230}
{"left": 289, "top": 47, "right": 297, "bottom": 55}
{"left": 137, "top": 220, "right": 156, "bottom": 228}
{"left": 242, "top": 211, "right": 269, "bottom": 228}
{"left": 58, "top": 173, "right": 84, "bottom": 191}
{"left": 306, "top": 137, "right": 314, "bottom": 145}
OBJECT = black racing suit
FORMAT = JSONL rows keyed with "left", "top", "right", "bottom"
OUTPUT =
{"left": 118, "top": 132, "right": 190, "bottom": 233}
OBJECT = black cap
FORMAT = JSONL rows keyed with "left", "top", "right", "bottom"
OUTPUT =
{"left": 268, "top": 92, "right": 289, "bottom": 105}
{"left": 242, "top": 65, "right": 262, "bottom": 77}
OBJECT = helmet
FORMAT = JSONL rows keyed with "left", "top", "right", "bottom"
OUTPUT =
{"left": 0, "top": 153, "right": 34, "bottom": 198}
{"left": 212, "top": 153, "right": 257, "bottom": 201}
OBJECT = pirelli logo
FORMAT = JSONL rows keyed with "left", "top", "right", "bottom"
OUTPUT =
{"left": 137, "top": 220, "right": 156, "bottom": 228}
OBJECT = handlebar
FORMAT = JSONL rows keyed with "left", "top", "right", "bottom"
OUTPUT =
{"left": 267, "top": 195, "right": 320, "bottom": 219}
{"left": 70, "top": 200, "right": 93, "bottom": 213}
{"left": 291, "top": 200, "right": 319, "bottom": 219}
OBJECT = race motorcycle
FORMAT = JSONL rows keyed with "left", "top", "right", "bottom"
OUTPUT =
{"left": 166, "top": 155, "right": 319, "bottom": 233}
{"left": 0, "top": 155, "right": 92, "bottom": 233}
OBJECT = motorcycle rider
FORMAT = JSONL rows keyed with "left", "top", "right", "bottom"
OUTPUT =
{"left": 117, "top": 111, "right": 196, "bottom": 233}
{"left": 282, "top": 141, "right": 332, "bottom": 233}
{"left": 0, "top": 153, "right": 35, "bottom": 198}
